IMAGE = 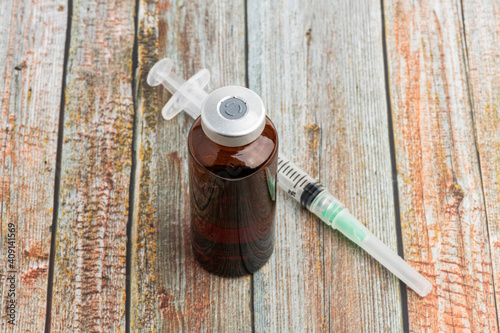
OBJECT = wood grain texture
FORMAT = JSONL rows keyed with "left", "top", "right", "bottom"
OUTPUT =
{"left": 130, "top": 0, "right": 251, "bottom": 331}
{"left": 462, "top": 0, "right": 500, "bottom": 321}
{"left": 50, "top": 0, "right": 135, "bottom": 331}
{"left": 384, "top": 0, "right": 498, "bottom": 331}
{"left": 0, "top": 0, "right": 67, "bottom": 331}
{"left": 248, "top": 0, "right": 403, "bottom": 331}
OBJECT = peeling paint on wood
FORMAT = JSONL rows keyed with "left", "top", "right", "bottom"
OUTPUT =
{"left": 50, "top": 0, "right": 135, "bottom": 331}
{"left": 2, "top": 0, "right": 500, "bottom": 331}
{"left": 462, "top": 0, "right": 500, "bottom": 324}
{"left": 0, "top": 0, "right": 67, "bottom": 331}
{"left": 247, "top": 0, "right": 402, "bottom": 331}
{"left": 384, "top": 0, "right": 498, "bottom": 331}
{"left": 129, "top": 0, "right": 159, "bottom": 331}
{"left": 130, "top": 0, "right": 251, "bottom": 332}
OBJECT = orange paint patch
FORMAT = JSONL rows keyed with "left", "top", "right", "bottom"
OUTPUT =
{"left": 158, "top": 0, "right": 171, "bottom": 12}
{"left": 21, "top": 266, "right": 48, "bottom": 284}
{"left": 158, "top": 287, "right": 174, "bottom": 311}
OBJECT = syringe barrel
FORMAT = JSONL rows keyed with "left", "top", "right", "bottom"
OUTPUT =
{"left": 180, "top": 86, "right": 208, "bottom": 119}
{"left": 277, "top": 156, "right": 325, "bottom": 207}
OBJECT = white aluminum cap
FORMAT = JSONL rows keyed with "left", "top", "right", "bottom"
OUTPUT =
{"left": 200, "top": 86, "right": 266, "bottom": 147}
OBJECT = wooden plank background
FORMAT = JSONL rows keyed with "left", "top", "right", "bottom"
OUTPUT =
{"left": 0, "top": 0, "right": 499, "bottom": 332}
{"left": 0, "top": 0, "right": 67, "bottom": 332}
{"left": 130, "top": 0, "right": 251, "bottom": 332}
{"left": 461, "top": 0, "right": 500, "bottom": 326}
{"left": 247, "top": 0, "right": 402, "bottom": 331}
{"left": 384, "top": 0, "right": 499, "bottom": 330}
{"left": 50, "top": 0, "right": 135, "bottom": 331}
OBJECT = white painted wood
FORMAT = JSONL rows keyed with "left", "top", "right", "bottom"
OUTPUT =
{"left": 50, "top": 0, "right": 136, "bottom": 331}
{"left": 462, "top": 0, "right": 500, "bottom": 326}
{"left": 248, "top": 0, "right": 403, "bottom": 331}
{"left": 130, "top": 0, "right": 252, "bottom": 331}
{"left": 384, "top": 0, "right": 497, "bottom": 330}
{"left": 0, "top": 0, "right": 67, "bottom": 331}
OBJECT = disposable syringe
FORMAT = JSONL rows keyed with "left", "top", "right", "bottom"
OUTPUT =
{"left": 277, "top": 156, "right": 432, "bottom": 297}
{"left": 148, "top": 58, "right": 433, "bottom": 297}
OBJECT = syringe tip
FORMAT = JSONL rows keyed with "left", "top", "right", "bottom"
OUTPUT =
{"left": 147, "top": 58, "right": 174, "bottom": 87}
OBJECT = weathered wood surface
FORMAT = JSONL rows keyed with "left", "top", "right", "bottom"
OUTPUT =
{"left": 248, "top": 0, "right": 403, "bottom": 331}
{"left": 50, "top": 0, "right": 135, "bottom": 331}
{"left": 130, "top": 0, "right": 251, "bottom": 332}
{"left": 384, "top": 0, "right": 498, "bottom": 331}
{"left": 0, "top": 0, "right": 67, "bottom": 332}
{"left": 462, "top": 0, "right": 500, "bottom": 320}
{"left": 1, "top": 0, "right": 500, "bottom": 331}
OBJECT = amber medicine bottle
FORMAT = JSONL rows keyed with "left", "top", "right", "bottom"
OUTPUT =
{"left": 188, "top": 86, "right": 278, "bottom": 277}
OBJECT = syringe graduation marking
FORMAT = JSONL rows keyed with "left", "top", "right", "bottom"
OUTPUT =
{"left": 294, "top": 175, "right": 307, "bottom": 188}
{"left": 278, "top": 160, "right": 289, "bottom": 173}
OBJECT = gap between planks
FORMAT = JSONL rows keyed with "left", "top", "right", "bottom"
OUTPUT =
{"left": 43, "top": 0, "right": 73, "bottom": 331}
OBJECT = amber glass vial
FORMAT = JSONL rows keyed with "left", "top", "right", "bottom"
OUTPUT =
{"left": 188, "top": 86, "right": 278, "bottom": 277}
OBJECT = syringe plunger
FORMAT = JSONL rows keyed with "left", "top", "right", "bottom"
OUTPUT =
{"left": 147, "top": 58, "right": 209, "bottom": 120}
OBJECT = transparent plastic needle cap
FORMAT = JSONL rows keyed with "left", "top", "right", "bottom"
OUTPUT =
{"left": 147, "top": 58, "right": 209, "bottom": 120}
{"left": 310, "top": 192, "right": 433, "bottom": 297}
